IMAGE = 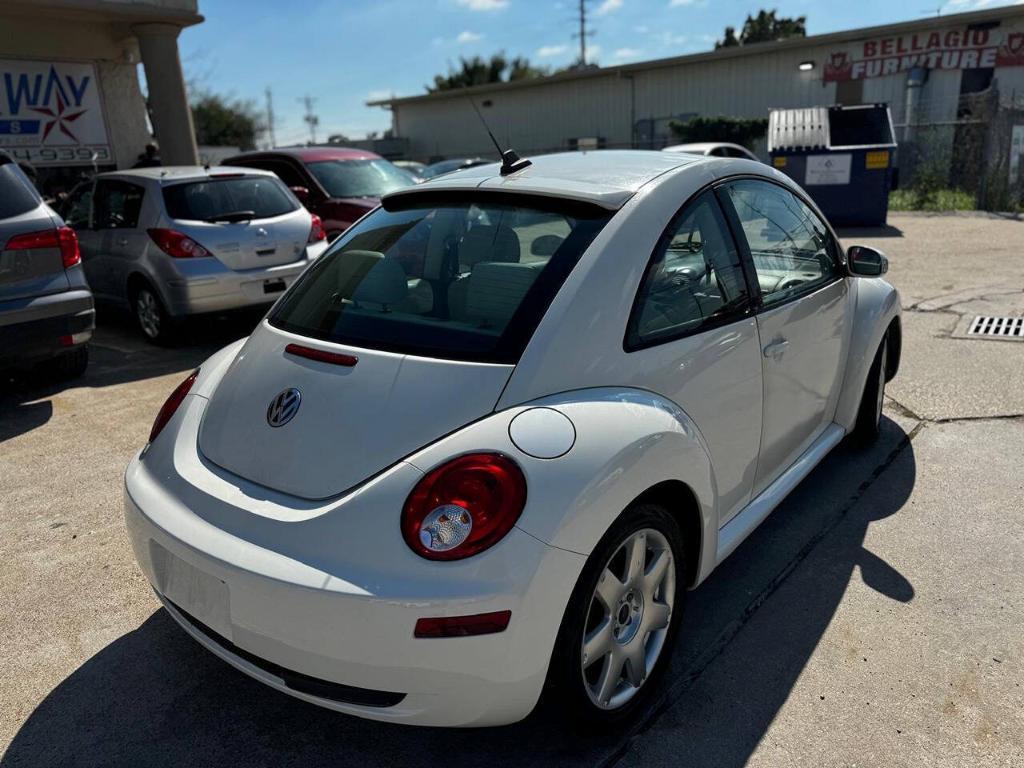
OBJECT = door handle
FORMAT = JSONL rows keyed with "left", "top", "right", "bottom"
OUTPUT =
{"left": 116, "top": 237, "right": 128, "bottom": 246}
{"left": 762, "top": 338, "right": 789, "bottom": 359}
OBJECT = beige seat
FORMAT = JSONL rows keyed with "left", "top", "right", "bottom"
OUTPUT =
{"left": 449, "top": 225, "right": 521, "bottom": 321}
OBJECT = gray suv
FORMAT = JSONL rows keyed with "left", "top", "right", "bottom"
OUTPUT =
{"left": 0, "top": 152, "right": 94, "bottom": 379}
{"left": 61, "top": 166, "right": 328, "bottom": 343}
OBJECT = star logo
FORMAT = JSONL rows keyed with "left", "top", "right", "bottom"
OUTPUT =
{"left": 30, "top": 91, "right": 86, "bottom": 143}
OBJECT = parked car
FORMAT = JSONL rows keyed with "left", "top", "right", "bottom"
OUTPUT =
{"left": 392, "top": 160, "right": 428, "bottom": 181}
{"left": 224, "top": 147, "right": 415, "bottom": 241}
{"left": 421, "top": 157, "right": 491, "bottom": 179}
{"left": 60, "top": 166, "right": 329, "bottom": 343}
{"left": 662, "top": 141, "right": 760, "bottom": 161}
{"left": 0, "top": 150, "right": 93, "bottom": 379}
{"left": 125, "top": 150, "right": 901, "bottom": 727}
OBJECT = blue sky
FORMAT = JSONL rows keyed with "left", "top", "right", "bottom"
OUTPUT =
{"left": 179, "top": 0, "right": 1015, "bottom": 144}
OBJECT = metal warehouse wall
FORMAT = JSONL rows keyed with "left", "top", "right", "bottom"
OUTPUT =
{"left": 387, "top": 11, "right": 1024, "bottom": 161}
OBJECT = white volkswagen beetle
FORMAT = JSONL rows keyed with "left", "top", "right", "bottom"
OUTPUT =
{"left": 124, "top": 150, "right": 901, "bottom": 727}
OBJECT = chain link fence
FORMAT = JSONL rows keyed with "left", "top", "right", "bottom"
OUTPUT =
{"left": 894, "top": 88, "right": 1024, "bottom": 211}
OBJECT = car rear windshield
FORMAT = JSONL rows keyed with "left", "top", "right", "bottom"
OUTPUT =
{"left": 162, "top": 176, "right": 298, "bottom": 221}
{"left": 0, "top": 162, "right": 41, "bottom": 220}
{"left": 269, "top": 194, "right": 611, "bottom": 363}
{"left": 306, "top": 159, "right": 414, "bottom": 198}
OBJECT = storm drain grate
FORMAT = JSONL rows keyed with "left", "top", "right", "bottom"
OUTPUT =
{"left": 966, "top": 316, "right": 1024, "bottom": 340}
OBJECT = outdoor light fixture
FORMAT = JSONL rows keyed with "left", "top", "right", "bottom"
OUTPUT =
{"left": 798, "top": 61, "right": 815, "bottom": 71}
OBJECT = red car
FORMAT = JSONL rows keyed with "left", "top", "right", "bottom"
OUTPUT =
{"left": 224, "top": 147, "right": 414, "bottom": 241}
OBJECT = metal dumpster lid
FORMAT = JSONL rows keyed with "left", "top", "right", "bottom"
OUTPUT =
{"left": 769, "top": 104, "right": 897, "bottom": 153}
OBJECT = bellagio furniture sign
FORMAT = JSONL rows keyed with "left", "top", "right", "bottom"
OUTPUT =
{"left": 0, "top": 59, "right": 113, "bottom": 166}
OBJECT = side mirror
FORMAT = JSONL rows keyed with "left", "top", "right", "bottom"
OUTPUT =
{"left": 847, "top": 245, "right": 888, "bottom": 277}
{"left": 290, "top": 186, "right": 310, "bottom": 204}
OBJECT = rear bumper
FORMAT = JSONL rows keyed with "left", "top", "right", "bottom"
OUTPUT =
{"left": 122, "top": 394, "right": 585, "bottom": 726}
{"left": 161, "top": 243, "right": 325, "bottom": 317}
{"left": 0, "top": 288, "right": 94, "bottom": 367}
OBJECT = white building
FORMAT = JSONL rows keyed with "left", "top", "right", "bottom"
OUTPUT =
{"left": 0, "top": 0, "right": 202, "bottom": 193}
{"left": 370, "top": 6, "right": 1024, "bottom": 162}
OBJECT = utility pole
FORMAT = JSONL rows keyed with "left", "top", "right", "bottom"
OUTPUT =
{"left": 572, "top": 0, "right": 595, "bottom": 67}
{"left": 265, "top": 86, "right": 276, "bottom": 148}
{"left": 298, "top": 95, "right": 319, "bottom": 145}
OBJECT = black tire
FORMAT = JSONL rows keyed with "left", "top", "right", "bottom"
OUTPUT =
{"left": 37, "top": 345, "right": 88, "bottom": 382}
{"left": 132, "top": 283, "right": 176, "bottom": 345}
{"left": 852, "top": 334, "right": 888, "bottom": 444}
{"left": 545, "top": 503, "right": 686, "bottom": 727}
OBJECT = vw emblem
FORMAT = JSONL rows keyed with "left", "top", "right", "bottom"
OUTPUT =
{"left": 256, "top": 227, "right": 269, "bottom": 238}
{"left": 266, "top": 388, "right": 301, "bottom": 427}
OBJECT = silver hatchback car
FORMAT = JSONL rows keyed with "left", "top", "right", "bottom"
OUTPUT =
{"left": 61, "top": 166, "right": 329, "bottom": 342}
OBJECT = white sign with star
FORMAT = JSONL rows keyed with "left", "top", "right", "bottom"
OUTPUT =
{"left": 0, "top": 59, "right": 113, "bottom": 167}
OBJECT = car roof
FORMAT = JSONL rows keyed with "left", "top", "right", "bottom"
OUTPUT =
{"left": 97, "top": 165, "right": 279, "bottom": 184}
{"left": 662, "top": 142, "right": 748, "bottom": 154}
{"left": 229, "top": 146, "right": 383, "bottom": 163}
{"left": 384, "top": 150, "right": 706, "bottom": 210}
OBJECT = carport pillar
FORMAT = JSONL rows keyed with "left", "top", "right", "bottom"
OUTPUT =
{"left": 134, "top": 23, "right": 199, "bottom": 166}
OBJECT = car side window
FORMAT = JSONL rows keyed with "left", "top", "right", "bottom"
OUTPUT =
{"left": 627, "top": 192, "right": 751, "bottom": 349}
{"left": 63, "top": 184, "right": 94, "bottom": 229}
{"left": 722, "top": 180, "right": 840, "bottom": 308}
{"left": 94, "top": 180, "right": 145, "bottom": 229}
{"left": 247, "top": 159, "right": 308, "bottom": 190}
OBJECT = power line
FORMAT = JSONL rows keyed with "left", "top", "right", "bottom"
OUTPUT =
{"left": 298, "top": 94, "right": 319, "bottom": 144}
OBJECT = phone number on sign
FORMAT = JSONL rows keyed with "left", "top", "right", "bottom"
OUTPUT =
{"left": 0, "top": 145, "right": 113, "bottom": 166}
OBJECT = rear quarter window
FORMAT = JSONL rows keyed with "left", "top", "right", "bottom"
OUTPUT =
{"left": 163, "top": 176, "right": 298, "bottom": 221}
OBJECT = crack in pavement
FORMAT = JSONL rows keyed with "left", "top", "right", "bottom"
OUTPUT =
{"left": 601, "top": 420, "right": 927, "bottom": 768}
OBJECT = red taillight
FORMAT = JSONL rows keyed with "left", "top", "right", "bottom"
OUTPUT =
{"left": 401, "top": 453, "right": 527, "bottom": 561}
{"left": 149, "top": 369, "right": 198, "bottom": 443}
{"left": 5, "top": 226, "right": 81, "bottom": 268}
{"left": 284, "top": 343, "right": 357, "bottom": 367}
{"left": 414, "top": 611, "right": 512, "bottom": 638}
{"left": 308, "top": 214, "right": 326, "bottom": 243}
{"left": 147, "top": 228, "right": 211, "bottom": 259}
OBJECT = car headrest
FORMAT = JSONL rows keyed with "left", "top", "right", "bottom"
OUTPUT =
{"left": 350, "top": 252, "right": 408, "bottom": 309}
{"left": 465, "top": 261, "right": 539, "bottom": 328}
{"left": 458, "top": 225, "right": 521, "bottom": 268}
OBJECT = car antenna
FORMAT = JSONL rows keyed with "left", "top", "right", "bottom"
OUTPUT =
{"left": 469, "top": 98, "right": 531, "bottom": 176}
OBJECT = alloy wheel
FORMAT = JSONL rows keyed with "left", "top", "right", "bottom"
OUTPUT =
{"left": 136, "top": 289, "right": 161, "bottom": 339}
{"left": 580, "top": 527, "right": 675, "bottom": 710}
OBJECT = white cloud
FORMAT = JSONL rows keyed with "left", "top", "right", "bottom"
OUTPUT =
{"left": 657, "top": 31, "right": 688, "bottom": 47}
{"left": 669, "top": 0, "right": 697, "bottom": 5}
{"left": 586, "top": 43, "right": 601, "bottom": 60}
{"left": 595, "top": 0, "right": 623, "bottom": 15}
{"left": 456, "top": 0, "right": 508, "bottom": 10}
{"left": 634, "top": 24, "right": 649, "bottom": 33}
{"left": 367, "top": 89, "right": 393, "bottom": 101}
{"left": 613, "top": 47, "right": 643, "bottom": 60}
{"left": 456, "top": 30, "right": 482, "bottom": 43}
{"left": 537, "top": 44, "right": 570, "bottom": 58}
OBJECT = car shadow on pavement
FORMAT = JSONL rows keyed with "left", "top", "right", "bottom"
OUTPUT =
{"left": 837, "top": 224, "right": 904, "bottom": 239}
{"left": 0, "top": 418, "right": 916, "bottom": 768}
{"left": 0, "top": 309, "right": 262, "bottom": 444}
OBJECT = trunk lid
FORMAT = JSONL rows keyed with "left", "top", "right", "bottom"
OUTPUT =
{"left": 171, "top": 210, "right": 310, "bottom": 271}
{"left": 197, "top": 323, "right": 514, "bottom": 499}
{"left": 0, "top": 206, "right": 69, "bottom": 303}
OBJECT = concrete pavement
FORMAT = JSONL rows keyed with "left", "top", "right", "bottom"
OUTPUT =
{"left": 1, "top": 213, "right": 1022, "bottom": 767}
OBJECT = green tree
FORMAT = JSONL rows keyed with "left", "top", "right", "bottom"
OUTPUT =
{"left": 190, "top": 91, "right": 265, "bottom": 149}
{"left": 716, "top": 9, "right": 806, "bottom": 49}
{"left": 427, "top": 53, "right": 547, "bottom": 92}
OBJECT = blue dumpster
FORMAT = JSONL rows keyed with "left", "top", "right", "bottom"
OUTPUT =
{"left": 768, "top": 104, "right": 897, "bottom": 227}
